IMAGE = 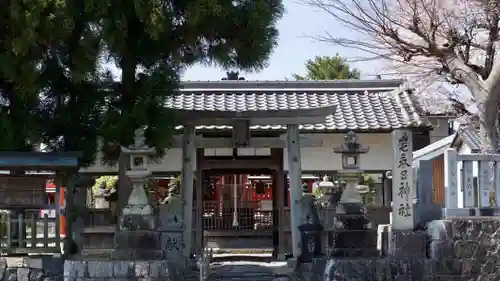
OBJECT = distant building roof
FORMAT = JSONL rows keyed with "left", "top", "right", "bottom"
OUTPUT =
{"left": 413, "top": 133, "right": 456, "bottom": 162}
{"left": 452, "top": 126, "right": 482, "bottom": 152}
{"left": 166, "top": 80, "right": 430, "bottom": 132}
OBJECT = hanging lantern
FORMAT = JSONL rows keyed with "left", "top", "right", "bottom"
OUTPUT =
{"left": 255, "top": 180, "right": 265, "bottom": 194}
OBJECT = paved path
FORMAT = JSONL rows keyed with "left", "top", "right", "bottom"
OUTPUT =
{"left": 207, "top": 261, "right": 291, "bottom": 281}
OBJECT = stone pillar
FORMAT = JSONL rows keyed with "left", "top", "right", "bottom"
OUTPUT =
{"left": 391, "top": 130, "right": 415, "bottom": 230}
{"left": 286, "top": 124, "right": 302, "bottom": 258}
{"left": 113, "top": 129, "right": 163, "bottom": 259}
{"left": 388, "top": 130, "right": 426, "bottom": 258}
{"left": 180, "top": 124, "right": 195, "bottom": 257}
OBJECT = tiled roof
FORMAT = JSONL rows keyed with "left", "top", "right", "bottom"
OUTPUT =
{"left": 456, "top": 127, "right": 482, "bottom": 152}
{"left": 165, "top": 80, "right": 429, "bottom": 132}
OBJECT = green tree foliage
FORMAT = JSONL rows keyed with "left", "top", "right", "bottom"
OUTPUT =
{"left": 0, "top": 0, "right": 62, "bottom": 151}
{"left": 293, "top": 55, "right": 361, "bottom": 80}
{"left": 98, "top": 0, "right": 284, "bottom": 164}
{"left": 0, "top": 0, "right": 284, "bottom": 169}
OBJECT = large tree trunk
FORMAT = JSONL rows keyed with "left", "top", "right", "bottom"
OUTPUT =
{"left": 447, "top": 56, "right": 500, "bottom": 153}
{"left": 476, "top": 96, "right": 499, "bottom": 153}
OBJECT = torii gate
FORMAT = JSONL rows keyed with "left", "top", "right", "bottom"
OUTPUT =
{"left": 169, "top": 104, "right": 337, "bottom": 258}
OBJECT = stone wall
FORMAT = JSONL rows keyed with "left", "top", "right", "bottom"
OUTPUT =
{"left": 63, "top": 260, "right": 201, "bottom": 281}
{"left": 302, "top": 217, "right": 500, "bottom": 281}
{"left": 0, "top": 257, "right": 63, "bottom": 281}
{"left": 427, "top": 217, "right": 500, "bottom": 281}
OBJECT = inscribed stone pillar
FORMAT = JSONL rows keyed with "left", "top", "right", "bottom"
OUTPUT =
{"left": 286, "top": 124, "right": 303, "bottom": 257}
{"left": 391, "top": 130, "right": 416, "bottom": 230}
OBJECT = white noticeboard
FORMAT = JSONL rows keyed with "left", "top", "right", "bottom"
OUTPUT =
{"left": 391, "top": 129, "right": 415, "bottom": 230}
{"left": 260, "top": 200, "right": 273, "bottom": 211}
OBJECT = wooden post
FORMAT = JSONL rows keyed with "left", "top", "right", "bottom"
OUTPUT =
{"left": 286, "top": 124, "right": 302, "bottom": 257}
{"left": 64, "top": 173, "right": 76, "bottom": 254}
{"left": 195, "top": 149, "right": 204, "bottom": 255}
{"left": 181, "top": 124, "right": 195, "bottom": 258}
{"left": 383, "top": 174, "right": 392, "bottom": 207}
{"left": 391, "top": 130, "right": 415, "bottom": 230}
{"left": 275, "top": 168, "right": 286, "bottom": 260}
{"left": 55, "top": 175, "right": 62, "bottom": 253}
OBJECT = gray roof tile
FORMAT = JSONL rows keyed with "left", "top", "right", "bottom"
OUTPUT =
{"left": 457, "top": 127, "right": 482, "bottom": 152}
{"left": 165, "top": 80, "right": 428, "bottom": 131}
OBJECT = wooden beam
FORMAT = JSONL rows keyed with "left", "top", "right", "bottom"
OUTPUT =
{"left": 200, "top": 159, "right": 279, "bottom": 170}
{"left": 169, "top": 135, "right": 323, "bottom": 148}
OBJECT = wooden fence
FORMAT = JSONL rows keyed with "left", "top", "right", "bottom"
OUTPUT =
{"left": 444, "top": 148, "right": 500, "bottom": 214}
{"left": 0, "top": 209, "right": 60, "bottom": 255}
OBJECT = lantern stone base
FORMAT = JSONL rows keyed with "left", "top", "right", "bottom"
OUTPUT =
{"left": 119, "top": 212, "right": 156, "bottom": 231}
{"left": 113, "top": 230, "right": 163, "bottom": 260}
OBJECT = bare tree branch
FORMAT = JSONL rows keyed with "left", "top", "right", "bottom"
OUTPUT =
{"left": 303, "top": 0, "right": 500, "bottom": 151}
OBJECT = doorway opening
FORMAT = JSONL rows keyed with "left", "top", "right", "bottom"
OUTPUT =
{"left": 201, "top": 169, "right": 277, "bottom": 254}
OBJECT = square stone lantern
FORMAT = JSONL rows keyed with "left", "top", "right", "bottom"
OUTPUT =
{"left": 334, "top": 131, "right": 369, "bottom": 171}
{"left": 332, "top": 131, "right": 376, "bottom": 258}
{"left": 113, "top": 128, "right": 164, "bottom": 259}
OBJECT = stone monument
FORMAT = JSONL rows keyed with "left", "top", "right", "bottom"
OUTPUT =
{"left": 298, "top": 193, "right": 323, "bottom": 262}
{"left": 158, "top": 180, "right": 186, "bottom": 265}
{"left": 331, "top": 131, "right": 377, "bottom": 257}
{"left": 113, "top": 128, "right": 164, "bottom": 259}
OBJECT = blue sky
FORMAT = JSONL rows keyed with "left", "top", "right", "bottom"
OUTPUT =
{"left": 182, "top": 0, "right": 381, "bottom": 81}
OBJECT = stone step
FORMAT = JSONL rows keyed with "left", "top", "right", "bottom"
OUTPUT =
{"left": 330, "top": 247, "right": 380, "bottom": 258}
{"left": 210, "top": 273, "right": 277, "bottom": 281}
{"left": 81, "top": 225, "right": 115, "bottom": 250}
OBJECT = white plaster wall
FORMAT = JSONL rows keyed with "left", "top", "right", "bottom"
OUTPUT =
{"left": 429, "top": 118, "right": 451, "bottom": 144}
{"left": 285, "top": 133, "right": 394, "bottom": 171}
{"left": 80, "top": 148, "right": 195, "bottom": 173}
{"left": 80, "top": 133, "right": 394, "bottom": 173}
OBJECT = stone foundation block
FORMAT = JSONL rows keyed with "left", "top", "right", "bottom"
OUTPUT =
{"left": 64, "top": 260, "right": 182, "bottom": 281}
{"left": 388, "top": 229, "right": 426, "bottom": 258}
{"left": 114, "top": 230, "right": 161, "bottom": 250}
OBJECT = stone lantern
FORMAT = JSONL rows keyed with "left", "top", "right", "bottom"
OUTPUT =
{"left": 331, "top": 131, "right": 376, "bottom": 257}
{"left": 113, "top": 128, "right": 164, "bottom": 259}
{"left": 333, "top": 131, "right": 369, "bottom": 205}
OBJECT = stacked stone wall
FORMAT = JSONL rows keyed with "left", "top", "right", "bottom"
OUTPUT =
{"left": 64, "top": 260, "right": 184, "bottom": 281}
{"left": 303, "top": 217, "right": 500, "bottom": 281}
{"left": 0, "top": 257, "right": 63, "bottom": 281}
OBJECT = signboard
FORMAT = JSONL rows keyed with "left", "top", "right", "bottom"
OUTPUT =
{"left": 0, "top": 177, "right": 46, "bottom": 206}
{"left": 391, "top": 130, "right": 415, "bottom": 230}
